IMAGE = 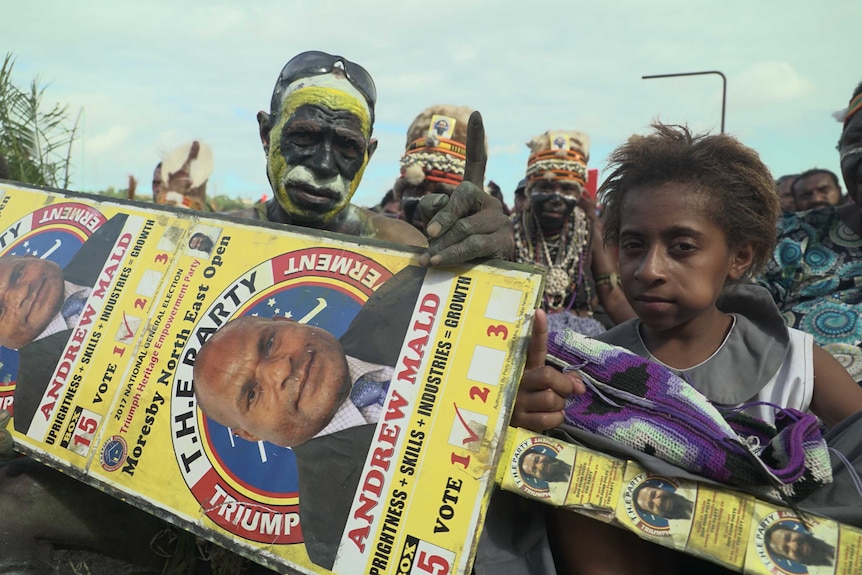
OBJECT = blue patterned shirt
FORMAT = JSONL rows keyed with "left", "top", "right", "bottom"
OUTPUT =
{"left": 757, "top": 207, "right": 862, "bottom": 384}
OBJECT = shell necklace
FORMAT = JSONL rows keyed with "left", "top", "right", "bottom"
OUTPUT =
{"left": 514, "top": 208, "right": 590, "bottom": 311}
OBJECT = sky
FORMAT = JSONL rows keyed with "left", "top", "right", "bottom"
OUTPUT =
{"left": 5, "top": 0, "right": 860, "bottom": 209}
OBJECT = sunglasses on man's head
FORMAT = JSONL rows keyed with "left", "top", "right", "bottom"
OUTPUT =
{"left": 279, "top": 50, "right": 377, "bottom": 113}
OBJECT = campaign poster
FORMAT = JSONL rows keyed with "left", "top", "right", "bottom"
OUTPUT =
{"left": 1, "top": 181, "right": 542, "bottom": 575}
{"left": 745, "top": 502, "right": 839, "bottom": 575}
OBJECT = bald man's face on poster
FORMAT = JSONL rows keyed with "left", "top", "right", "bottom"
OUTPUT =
{"left": 0, "top": 255, "right": 64, "bottom": 349}
{"left": 193, "top": 316, "right": 351, "bottom": 448}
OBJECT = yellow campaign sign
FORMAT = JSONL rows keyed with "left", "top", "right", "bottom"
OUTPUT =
{"left": 0, "top": 181, "right": 542, "bottom": 575}
{"left": 499, "top": 426, "right": 860, "bottom": 574}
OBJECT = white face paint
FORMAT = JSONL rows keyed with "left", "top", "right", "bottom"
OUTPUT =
{"left": 282, "top": 74, "right": 371, "bottom": 122}
{"left": 840, "top": 144, "right": 862, "bottom": 163}
{"left": 282, "top": 164, "right": 351, "bottom": 199}
{"left": 266, "top": 72, "right": 374, "bottom": 225}
{"left": 279, "top": 164, "right": 353, "bottom": 221}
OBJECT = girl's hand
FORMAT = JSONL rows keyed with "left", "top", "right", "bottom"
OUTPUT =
{"left": 511, "top": 310, "right": 585, "bottom": 432}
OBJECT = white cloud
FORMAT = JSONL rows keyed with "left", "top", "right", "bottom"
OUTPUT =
{"left": 87, "top": 125, "right": 132, "bottom": 156}
{"left": 733, "top": 61, "right": 814, "bottom": 107}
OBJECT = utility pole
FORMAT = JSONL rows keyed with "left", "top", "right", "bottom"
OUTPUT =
{"left": 642, "top": 70, "right": 727, "bottom": 134}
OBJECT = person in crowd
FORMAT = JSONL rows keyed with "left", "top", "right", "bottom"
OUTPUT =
{"left": 236, "top": 54, "right": 511, "bottom": 265}
{"left": 512, "top": 129, "right": 634, "bottom": 335}
{"left": 220, "top": 52, "right": 550, "bottom": 575}
{"left": 514, "top": 123, "right": 862, "bottom": 575}
{"left": 391, "top": 104, "right": 488, "bottom": 233}
{"left": 758, "top": 83, "right": 862, "bottom": 386}
{"left": 371, "top": 189, "right": 401, "bottom": 218}
{"left": 791, "top": 168, "right": 843, "bottom": 211}
{"left": 592, "top": 125, "right": 862, "bottom": 424}
{"left": 512, "top": 178, "right": 528, "bottom": 215}
{"left": 153, "top": 140, "right": 213, "bottom": 211}
{"left": 486, "top": 180, "right": 511, "bottom": 215}
{"left": 776, "top": 174, "right": 798, "bottom": 212}
{"left": 151, "top": 162, "right": 164, "bottom": 199}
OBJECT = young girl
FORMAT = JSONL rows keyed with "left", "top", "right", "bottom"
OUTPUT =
{"left": 512, "top": 123, "right": 862, "bottom": 574}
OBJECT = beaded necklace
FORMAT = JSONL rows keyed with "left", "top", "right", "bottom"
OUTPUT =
{"left": 513, "top": 207, "right": 591, "bottom": 312}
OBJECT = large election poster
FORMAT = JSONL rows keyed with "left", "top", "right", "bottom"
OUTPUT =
{"left": 0, "top": 180, "right": 542, "bottom": 575}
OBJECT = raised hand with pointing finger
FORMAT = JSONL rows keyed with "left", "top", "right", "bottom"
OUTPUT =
{"left": 418, "top": 111, "right": 513, "bottom": 266}
{"left": 390, "top": 105, "right": 513, "bottom": 266}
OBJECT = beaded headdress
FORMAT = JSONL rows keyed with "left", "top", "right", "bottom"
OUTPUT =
{"left": 515, "top": 130, "right": 593, "bottom": 314}
{"left": 841, "top": 93, "right": 862, "bottom": 127}
{"left": 395, "top": 105, "right": 486, "bottom": 199}
{"left": 525, "top": 130, "right": 590, "bottom": 188}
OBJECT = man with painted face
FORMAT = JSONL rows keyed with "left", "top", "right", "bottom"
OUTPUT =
{"left": 758, "top": 84, "right": 862, "bottom": 386}
{"left": 243, "top": 52, "right": 512, "bottom": 266}
{"left": 214, "top": 53, "right": 545, "bottom": 574}
{"left": 512, "top": 130, "right": 633, "bottom": 335}
{"left": 392, "top": 104, "right": 486, "bottom": 232}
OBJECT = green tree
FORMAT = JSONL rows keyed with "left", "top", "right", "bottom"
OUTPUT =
{"left": 0, "top": 53, "right": 80, "bottom": 188}
{"left": 209, "top": 194, "right": 248, "bottom": 212}
{"left": 96, "top": 186, "right": 130, "bottom": 200}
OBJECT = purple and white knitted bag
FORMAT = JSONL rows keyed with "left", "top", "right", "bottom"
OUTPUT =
{"left": 546, "top": 330, "right": 832, "bottom": 502}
